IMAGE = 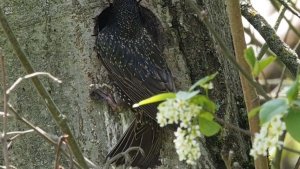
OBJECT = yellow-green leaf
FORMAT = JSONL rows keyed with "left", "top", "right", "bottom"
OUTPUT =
{"left": 253, "top": 56, "right": 276, "bottom": 77}
{"left": 133, "top": 92, "right": 176, "bottom": 108}
{"left": 189, "top": 72, "right": 218, "bottom": 91}
{"left": 244, "top": 47, "right": 256, "bottom": 69}
{"left": 248, "top": 106, "right": 261, "bottom": 118}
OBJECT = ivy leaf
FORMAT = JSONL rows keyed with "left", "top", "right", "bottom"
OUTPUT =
{"left": 259, "top": 98, "right": 288, "bottom": 124}
{"left": 176, "top": 91, "right": 199, "bottom": 100}
{"left": 189, "top": 72, "right": 218, "bottom": 91}
{"left": 285, "top": 107, "right": 300, "bottom": 142}
{"left": 199, "top": 117, "right": 221, "bottom": 136}
{"left": 133, "top": 92, "right": 176, "bottom": 108}
{"left": 244, "top": 47, "right": 256, "bottom": 69}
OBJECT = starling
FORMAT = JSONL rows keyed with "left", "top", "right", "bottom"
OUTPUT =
{"left": 94, "top": 0, "right": 175, "bottom": 168}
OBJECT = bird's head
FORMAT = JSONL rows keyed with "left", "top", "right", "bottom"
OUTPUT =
{"left": 112, "top": 0, "right": 142, "bottom": 32}
{"left": 112, "top": 0, "right": 140, "bottom": 18}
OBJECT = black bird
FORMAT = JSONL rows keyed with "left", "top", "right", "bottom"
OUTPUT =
{"left": 94, "top": 0, "right": 175, "bottom": 168}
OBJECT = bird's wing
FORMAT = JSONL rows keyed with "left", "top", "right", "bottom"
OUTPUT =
{"left": 96, "top": 28, "right": 175, "bottom": 120}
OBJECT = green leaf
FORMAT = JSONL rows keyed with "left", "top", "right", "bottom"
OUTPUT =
{"left": 199, "top": 117, "right": 221, "bottom": 136}
{"left": 244, "top": 47, "right": 256, "bottom": 69}
{"left": 189, "top": 72, "right": 218, "bottom": 91}
{"left": 133, "top": 92, "right": 176, "bottom": 108}
{"left": 253, "top": 56, "right": 276, "bottom": 77}
{"left": 199, "top": 111, "right": 214, "bottom": 121}
{"left": 252, "top": 61, "right": 260, "bottom": 77}
{"left": 259, "top": 56, "right": 276, "bottom": 69}
{"left": 287, "top": 77, "right": 299, "bottom": 102}
{"left": 176, "top": 90, "right": 199, "bottom": 100}
{"left": 259, "top": 98, "right": 288, "bottom": 124}
{"left": 285, "top": 107, "right": 300, "bottom": 142}
{"left": 248, "top": 106, "right": 261, "bottom": 118}
{"left": 190, "top": 95, "right": 216, "bottom": 113}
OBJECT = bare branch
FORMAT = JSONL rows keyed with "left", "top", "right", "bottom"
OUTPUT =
{"left": 54, "top": 135, "right": 68, "bottom": 169}
{"left": 7, "top": 103, "right": 100, "bottom": 169}
{"left": 6, "top": 72, "right": 62, "bottom": 95}
{"left": 6, "top": 130, "right": 34, "bottom": 137}
{"left": 278, "top": 0, "right": 300, "bottom": 19}
{"left": 257, "top": 3, "right": 287, "bottom": 60}
{"left": 0, "top": 165, "right": 17, "bottom": 169}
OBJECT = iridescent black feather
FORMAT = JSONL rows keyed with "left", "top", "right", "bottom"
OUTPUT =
{"left": 94, "top": 0, "right": 175, "bottom": 168}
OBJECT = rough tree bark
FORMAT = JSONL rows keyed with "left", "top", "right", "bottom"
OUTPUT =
{"left": 0, "top": 0, "right": 253, "bottom": 168}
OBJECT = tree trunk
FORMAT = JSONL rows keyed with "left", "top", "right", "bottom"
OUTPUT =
{"left": 0, "top": 0, "right": 253, "bottom": 168}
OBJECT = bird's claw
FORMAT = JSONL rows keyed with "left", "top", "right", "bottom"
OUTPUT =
{"left": 89, "top": 83, "right": 126, "bottom": 112}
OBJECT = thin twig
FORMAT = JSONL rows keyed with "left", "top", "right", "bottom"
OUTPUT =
{"left": 6, "top": 72, "right": 62, "bottom": 94}
{"left": 0, "top": 49, "right": 9, "bottom": 169}
{"left": 271, "top": 0, "right": 300, "bottom": 38}
{"left": 55, "top": 135, "right": 68, "bottom": 169}
{"left": 278, "top": 0, "right": 300, "bottom": 19}
{"left": 214, "top": 116, "right": 252, "bottom": 136}
{"left": 257, "top": 3, "right": 287, "bottom": 60}
{"left": 272, "top": 131, "right": 286, "bottom": 169}
{"left": 7, "top": 104, "right": 100, "bottom": 169}
{"left": 0, "top": 8, "right": 88, "bottom": 168}
{"left": 6, "top": 129, "right": 34, "bottom": 137}
{"left": 282, "top": 146, "right": 300, "bottom": 155}
{"left": 0, "top": 165, "right": 16, "bottom": 169}
{"left": 221, "top": 150, "right": 235, "bottom": 169}
{"left": 67, "top": 144, "right": 74, "bottom": 169}
{"left": 6, "top": 129, "right": 34, "bottom": 150}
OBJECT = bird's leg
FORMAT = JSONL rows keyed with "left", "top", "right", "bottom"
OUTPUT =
{"left": 89, "top": 83, "right": 127, "bottom": 112}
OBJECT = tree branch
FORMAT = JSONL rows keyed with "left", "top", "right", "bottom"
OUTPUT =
{"left": 7, "top": 104, "right": 100, "bottom": 169}
{"left": 226, "top": 1, "right": 269, "bottom": 168}
{"left": 241, "top": 1, "right": 300, "bottom": 77}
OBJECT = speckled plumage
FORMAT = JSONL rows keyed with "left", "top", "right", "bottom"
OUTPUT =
{"left": 95, "top": 0, "right": 175, "bottom": 168}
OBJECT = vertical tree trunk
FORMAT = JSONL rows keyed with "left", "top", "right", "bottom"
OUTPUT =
{"left": 0, "top": 0, "right": 252, "bottom": 168}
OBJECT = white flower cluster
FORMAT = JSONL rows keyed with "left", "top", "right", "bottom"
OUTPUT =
{"left": 250, "top": 115, "right": 286, "bottom": 159}
{"left": 174, "top": 126, "right": 202, "bottom": 165}
{"left": 157, "top": 98, "right": 202, "bottom": 165}
{"left": 157, "top": 99, "right": 201, "bottom": 127}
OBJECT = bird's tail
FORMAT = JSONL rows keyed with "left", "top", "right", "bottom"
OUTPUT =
{"left": 106, "top": 116, "right": 162, "bottom": 168}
